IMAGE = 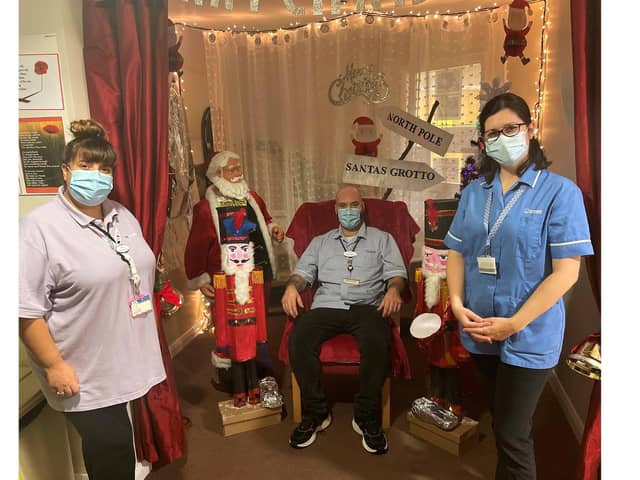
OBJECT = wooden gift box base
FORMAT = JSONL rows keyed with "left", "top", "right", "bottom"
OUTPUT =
{"left": 218, "top": 399, "right": 282, "bottom": 437}
{"left": 407, "top": 411, "right": 480, "bottom": 456}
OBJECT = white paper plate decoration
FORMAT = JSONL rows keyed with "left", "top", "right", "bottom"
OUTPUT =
{"left": 409, "top": 313, "right": 442, "bottom": 339}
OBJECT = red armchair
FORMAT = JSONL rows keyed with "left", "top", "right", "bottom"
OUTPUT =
{"left": 277, "top": 198, "right": 420, "bottom": 428}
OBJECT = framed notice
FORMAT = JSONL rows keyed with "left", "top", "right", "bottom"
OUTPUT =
{"left": 19, "top": 117, "right": 65, "bottom": 194}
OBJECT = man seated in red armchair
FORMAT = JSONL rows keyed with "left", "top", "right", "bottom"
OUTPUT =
{"left": 281, "top": 185, "right": 407, "bottom": 455}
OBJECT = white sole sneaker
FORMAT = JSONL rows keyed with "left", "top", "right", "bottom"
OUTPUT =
{"left": 290, "top": 412, "right": 333, "bottom": 448}
{"left": 352, "top": 418, "right": 388, "bottom": 454}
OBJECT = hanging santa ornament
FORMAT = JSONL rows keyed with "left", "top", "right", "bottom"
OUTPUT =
{"left": 365, "top": 14, "right": 374, "bottom": 24}
{"left": 208, "top": 32, "right": 216, "bottom": 44}
{"left": 284, "top": 33, "right": 291, "bottom": 42}
{"left": 320, "top": 23, "right": 330, "bottom": 33}
{"left": 341, "top": 17, "right": 349, "bottom": 27}
{"left": 501, "top": 0, "right": 533, "bottom": 65}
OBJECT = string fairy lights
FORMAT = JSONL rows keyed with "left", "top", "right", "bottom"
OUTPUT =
{"left": 176, "top": 0, "right": 550, "bottom": 139}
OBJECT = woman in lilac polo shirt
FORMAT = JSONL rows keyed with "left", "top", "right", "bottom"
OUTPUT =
{"left": 444, "top": 93, "right": 593, "bottom": 480}
{"left": 19, "top": 120, "right": 166, "bottom": 480}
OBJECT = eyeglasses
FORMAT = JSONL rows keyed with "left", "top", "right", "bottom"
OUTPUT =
{"left": 223, "top": 165, "right": 242, "bottom": 174}
{"left": 482, "top": 123, "right": 528, "bottom": 144}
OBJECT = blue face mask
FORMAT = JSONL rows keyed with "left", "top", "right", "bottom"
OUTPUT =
{"left": 67, "top": 169, "right": 113, "bottom": 206}
{"left": 485, "top": 131, "right": 529, "bottom": 166}
{"left": 337, "top": 208, "right": 362, "bottom": 230}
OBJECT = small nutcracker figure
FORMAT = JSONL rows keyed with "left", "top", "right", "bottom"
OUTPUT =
{"left": 212, "top": 212, "right": 268, "bottom": 407}
{"left": 412, "top": 199, "right": 470, "bottom": 418}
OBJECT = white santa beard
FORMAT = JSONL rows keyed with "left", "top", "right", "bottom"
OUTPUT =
{"left": 424, "top": 271, "right": 446, "bottom": 309}
{"left": 213, "top": 175, "right": 249, "bottom": 200}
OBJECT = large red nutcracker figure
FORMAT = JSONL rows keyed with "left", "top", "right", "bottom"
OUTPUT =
{"left": 501, "top": 0, "right": 533, "bottom": 65}
{"left": 212, "top": 212, "right": 268, "bottom": 407}
{"left": 412, "top": 199, "right": 469, "bottom": 418}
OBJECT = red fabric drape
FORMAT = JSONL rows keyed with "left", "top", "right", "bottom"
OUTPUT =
{"left": 571, "top": 2, "right": 601, "bottom": 479}
{"left": 83, "top": 0, "right": 184, "bottom": 468}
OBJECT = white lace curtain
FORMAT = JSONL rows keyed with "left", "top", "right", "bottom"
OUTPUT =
{"left": 203, "top": 6, "right": 543, "bottom": 277}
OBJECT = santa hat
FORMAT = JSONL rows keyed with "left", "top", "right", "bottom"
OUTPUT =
{"left": 205, "top": 150, "right": 240, "bottom": 182}
{"left": 353, "top": 116, "right": 375, "bottom": 127}
{"left": 424, "top": 199, "right": 458, "bottom": 249}
{"left": 509, "top": 0, "right": 531, "bottom": 11}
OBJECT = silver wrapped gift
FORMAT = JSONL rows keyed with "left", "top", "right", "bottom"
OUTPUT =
{"left": 411, "top": 397, "right": 461, "bottom": 431}
{"left": 259, "top": 376, "right": 283, "bottom": 409}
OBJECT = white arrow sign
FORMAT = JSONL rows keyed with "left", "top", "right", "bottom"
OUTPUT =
{"left": 377, "top": 106, "right": 453, "bottom": 156}
{"left": 342, "top": 154, "right": 445, "bottom": 192}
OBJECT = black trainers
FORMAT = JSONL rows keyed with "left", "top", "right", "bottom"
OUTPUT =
{"left": 289, "top": 412, "right": 333, "bottom": 449}
{"left": 352, "top": 417, "right": 388, "bottom": 454}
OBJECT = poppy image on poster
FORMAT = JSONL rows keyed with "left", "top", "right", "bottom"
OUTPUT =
{"left": 19, "top": 54, "right": 64, "bottom": 110}
{"left": 19, "top": 117, "right": 65, "bottom": 194}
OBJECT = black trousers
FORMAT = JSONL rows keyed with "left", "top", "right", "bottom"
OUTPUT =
{"left": 65, "top": 402, "right": 135, "bottom": 480}
{"left": 231, "top": 358, "right": 258, "bottom": 394}
{"left": 472, "top": 354, "right": 552, "bottom": 480}
{"left": 288, "top": 306, "right": 391, "bottom": 423}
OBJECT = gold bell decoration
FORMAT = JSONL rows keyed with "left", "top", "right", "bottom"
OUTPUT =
{"left": 566, "top": 333, "right": 601, "bottom": 380}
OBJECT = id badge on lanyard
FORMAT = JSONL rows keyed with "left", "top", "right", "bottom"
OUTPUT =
{"left": 91, "top": 220, "right": 153, "bottom": 317}
{"left": 478, "top": 187, "right": 526, "bottom": 276}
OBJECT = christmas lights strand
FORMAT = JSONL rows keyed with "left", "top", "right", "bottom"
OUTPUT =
{"left": 177, "top": 0, "right": 546, "bottom": 33}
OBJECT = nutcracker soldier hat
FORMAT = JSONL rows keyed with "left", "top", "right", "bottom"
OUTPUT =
{"left": 220, "top": 209, "right": 257, "bottom": 244}
{"left": 424, "top": 198, "right": 459, "bottom": 249}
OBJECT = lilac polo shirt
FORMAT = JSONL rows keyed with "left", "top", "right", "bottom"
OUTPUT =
{"left": 19, "top": 187, "right": 166, "bottom": 412}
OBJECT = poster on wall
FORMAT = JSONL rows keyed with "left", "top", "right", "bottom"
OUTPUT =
{"left": 19, "top": 117, "right": 65, "bottom": 194}
{"left": 19, "top": 53, "right": 64, "bottom": 110}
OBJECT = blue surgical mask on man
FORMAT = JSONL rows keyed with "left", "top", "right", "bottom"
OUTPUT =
{"left": 67, "top": 169, "right": 113, "bottom": 206}
{"left": 485, "top": 131, "right": 529, "bottom": 166}
{"left": 337, "top": 208, "right": 362, "bottom": 230}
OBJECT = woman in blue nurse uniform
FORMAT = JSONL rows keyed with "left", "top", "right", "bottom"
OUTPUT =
{"left": 445, "top": 93, "right": 593, "bottom": 480}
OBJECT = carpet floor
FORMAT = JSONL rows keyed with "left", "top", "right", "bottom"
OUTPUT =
{"left": 149, "top": 305, "right": 579, "bottom": 480}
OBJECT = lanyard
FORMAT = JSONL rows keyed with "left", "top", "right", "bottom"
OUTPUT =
{"left": 483, "top": 186, "right": 527, "bottom": 255}
{"left": 89, "top": 220, "right": 141, "bottom": 294}
{"left": 338, "top": 236, "right": 361, "bottom": 273}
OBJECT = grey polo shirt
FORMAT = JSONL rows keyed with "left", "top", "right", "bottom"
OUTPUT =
{"left": 293, "top": 223, "right": 407, "bottom": 310}
{"left": 19, "top": 187, "right": 166, "bottom": 412}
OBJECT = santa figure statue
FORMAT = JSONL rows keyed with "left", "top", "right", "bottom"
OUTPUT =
{"left": 351, "top": 116, "right": 383, "bottom": 157}
{"left": 212, "top": 211, "right": 268, "bottom": 407}
{"left": 412, "top": 199, "right": 470, "bottom": 419}
{"left": 185, "top": 151, "right": 284, "bottom": 388}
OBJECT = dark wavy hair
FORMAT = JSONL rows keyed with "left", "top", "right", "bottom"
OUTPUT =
{"left": 478, "top": 93, "right": 550, "bottom": 183}
{"left": 63, "top": 119, "right": 117, "bottom": 168}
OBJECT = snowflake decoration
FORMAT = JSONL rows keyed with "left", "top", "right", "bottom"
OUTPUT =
{"left": 476, "top": 78, "right": 512, "bottom": 108}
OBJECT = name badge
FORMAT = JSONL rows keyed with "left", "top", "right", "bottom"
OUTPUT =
{"left": 343, "top": 278, "right": 360, "bottom": 285}
{"left": 477, "top": 256, "right": 497, "bottom": 275}
{"left": 343, "top": 251, "right": 357, "bottom": 258}
{"left": 116, "top": 244, "right": 130, "bottom": 253}
{"left": 130, "top": 293, "right": 153, "bottom": 317}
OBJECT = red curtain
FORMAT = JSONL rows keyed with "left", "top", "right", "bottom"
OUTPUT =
{"left": 571, "top": 1, "right": 601, "bottom": 479}
{"left": 83, "top": 0, "right": 185, "bottom": 468}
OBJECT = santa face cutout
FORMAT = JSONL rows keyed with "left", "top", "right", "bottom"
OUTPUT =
{"left": 222, "top": 242, "right": 255, "bottom": 275}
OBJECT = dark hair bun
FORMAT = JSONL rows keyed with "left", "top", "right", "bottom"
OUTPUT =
{"left": 69, "top": 119, "right": 108, "bottom": 141}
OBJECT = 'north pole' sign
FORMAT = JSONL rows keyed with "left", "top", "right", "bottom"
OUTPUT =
{"left": 377, "top": 106, "right": 453, "bottom": 156}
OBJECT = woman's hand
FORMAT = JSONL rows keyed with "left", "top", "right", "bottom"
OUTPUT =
{"left": 451, "top": 303, "right": 493, "bottom": 343}
{"left": 463, "top": 316, "right": 521, "bottom": 342}
{"left": 45, "top": 359, "right": 80, "bottom": 398}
